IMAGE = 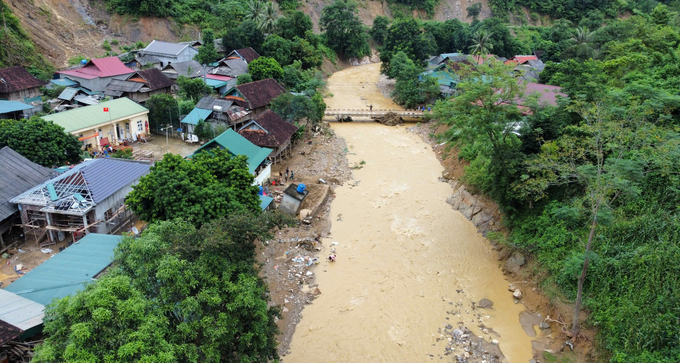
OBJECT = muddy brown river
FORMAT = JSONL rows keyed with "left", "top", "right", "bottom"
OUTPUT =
{"left": 285, "top": 63, "right": 533, "bottom": 362}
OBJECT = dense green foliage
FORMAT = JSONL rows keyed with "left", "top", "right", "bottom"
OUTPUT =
{"left": 0, "top": 1, "right": 54, "bottom": 80}
{"left": 431, "top": 8, "right": 680, "bottom": 361}
{"left": 0, "top": 117, "right": 82, "bottom": 167}
{"left": 248, "top": 56, "right": 284, "bottom": 81}
{"left": 176, "top": 76, "right": 212, "bottom": 102}
{"left": 194, "top": 29, "right": 219, "bottom": 66}
{"left": 319, "top": 0, "right": 370, "bottom": 58}
{"left": 145, "top": 94, "right": 180, "bottom": 133}
{"left": 34, "top": 214, "right": 290, "bottom": 362}
{"left": 388, "top": 52, "right": 439, "bottom": 108}
{"left": 127, "top": 151, "right": 260, "bottom": 227}
{"left": 369, "top": 16, "right": 390, "bottom": 45}
{"left": 270, "top": 93, "right": 323, "bottom": 124}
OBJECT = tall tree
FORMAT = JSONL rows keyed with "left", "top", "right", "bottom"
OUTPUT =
{"left": 276, "top": 10, "right": 313, "bottom": 40}
{"left": 176, "top": 76, "right": 212, "bottom": 102}
{"left": 146, "top": 93, "right": 179, "bottom": 134}
{"left": 0, "top": 117, "right": 82, "bottom": 167}
{"left": 520, "top": 100, "right": 648, "bottom": 337}
{"left": 244, "top": 0, "right": 265, "bottom": 23}
{"left": 388, "top": 52, "right": 440, "bottom": 108}
{"left": 469, "top": 30, "right": 494, "bottom": 55}
{"left": 319, "top": 0, "right": 369, "bottom": 58}
{"left": 194, "top": 29, "right": 219, "bottom": 85}
{"left": 369, "top": 15, "right": 389, "bottom": 45}
{"left": 257, "top": 1, "right": 279, "bottom": 34}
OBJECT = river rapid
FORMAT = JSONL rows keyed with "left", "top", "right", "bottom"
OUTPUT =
{"left": 285, "top": 63, "right": 534, "bottom": 363}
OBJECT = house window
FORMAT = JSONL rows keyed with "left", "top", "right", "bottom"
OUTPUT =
{"left": 137, "top": 120, "right": 143, "bottom": 132}
{"left": 125, "top": 123, "right": 130, "bottom": 132}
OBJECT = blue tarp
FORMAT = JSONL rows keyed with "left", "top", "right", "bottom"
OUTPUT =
{"left": 181, "top": 108, "right": 212, "bottom": 126}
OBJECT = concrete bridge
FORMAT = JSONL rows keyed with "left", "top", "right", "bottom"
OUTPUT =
{"left": 324, "top": 108, "right": 427, "bottom": 120}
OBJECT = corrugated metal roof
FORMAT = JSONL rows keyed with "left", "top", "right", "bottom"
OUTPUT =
{"left": 80, "top": 158, "right": 151, "bottom": 203}
{"left": 195, "top": 96, "right": 233, "bottom": 111}
{"left": 106, "top": 79, "right": 144, "bottom": 93}
{"left": 0, "top": 100, "right": 32, "bottom": 113}
{"left": 0, "top": 147, "right": 57, "bottom": 221}
{"left": 73, "top": 95, "right": 100, "bottom": 105}
{"left": 259, "top": 195, "right": 273, "bottom": 211}
{"left": 58, "top": 87, "right": 79, "bottom": 101}
{"left": 50, "top": 78, "right": 79, "bottom": 87}
{"left": 0, "top": 289, "right": 45, "bottom": 333}
{"left": 204, "top": 78, "right": 228, "bottom": 89}
{"left": 193, "top": 129, "right": 272, "bottom": 174}
{"left": 5, "top": 233, "right": 122, "bottom": 306}
{"left": 181, "top": 107, "right": 212, "bottom": 126}
{"left": 142, "top": 40, "right": 194, "bottom": 57}
{"left": 42, "top": 97, "right": 148, "bottom": 133}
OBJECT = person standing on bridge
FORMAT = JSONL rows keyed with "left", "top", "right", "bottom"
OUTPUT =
{"left": 369, "top": 105, "right": 373, "bottom": 111}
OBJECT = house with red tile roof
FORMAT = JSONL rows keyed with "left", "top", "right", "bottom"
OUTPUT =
{"left": 225, "top": 78, "right": 286, "bottom": 117}
{"left": 0, "top": 66, "right": 46, "bottom": 102}
{"left": 57, "top": 57, "right": 134, "bottom": 93}
{"left": 238, "top": 110, "right": 298, "bottom": 163}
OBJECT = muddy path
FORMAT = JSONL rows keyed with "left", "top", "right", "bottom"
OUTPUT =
{"left": 283, "top": 64, "right": 536, "bottom": 362}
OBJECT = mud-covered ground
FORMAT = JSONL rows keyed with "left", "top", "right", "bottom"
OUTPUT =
{"left": 256, "top": 124, "right": 352, "bottom": 355}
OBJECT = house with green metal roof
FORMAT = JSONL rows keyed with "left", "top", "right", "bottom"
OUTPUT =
{"left": 192, "top": 129, "right": 272, "bottom": 185}
{"left": 42, "top": 97, "right": 149, "bottom": 149}
{"left": 5, "top": 233, "right": 122, "bottom": 306}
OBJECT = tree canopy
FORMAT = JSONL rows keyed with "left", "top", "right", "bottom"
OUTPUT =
{"left": 0, "top": 117, "right": 82, "bottom": 167}
{"left": 34, "top": 213, "right": 292, "bottom": 363}
{"left": 127, "top": 151, "right": 260, "bottom": 227}
{"left": 319, "top": 0, "right": 370, "bottom": 58}
{"left": 248, "top": 56, "right": 284, "bottom": 81}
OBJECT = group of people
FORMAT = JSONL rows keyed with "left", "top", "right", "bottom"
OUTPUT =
{"left": 279, "top": 167, "right": 295, "bottom": 182}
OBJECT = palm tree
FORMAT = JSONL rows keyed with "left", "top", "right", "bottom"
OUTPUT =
{"left": 257, "top": 1, "right": 279, "bottom": 34}
{"left": 469, "top": 30, "right": 494, "bottom": 56}
{"left": 571, "top": 26, "right": 594, "bottom": 45}
{"left": 245, "top": 0, "right": 265, "bottom": 23}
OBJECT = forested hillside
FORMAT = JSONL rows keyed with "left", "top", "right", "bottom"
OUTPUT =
{"left": 365, "top": 3, "right": 680, "bottom": 362}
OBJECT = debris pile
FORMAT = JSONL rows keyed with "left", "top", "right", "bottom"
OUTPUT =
{"left": 373, "top": 112, "right": 403, "bottom": 126}
{"left": 440, "top": 325, "right": 503, "bottom": 363}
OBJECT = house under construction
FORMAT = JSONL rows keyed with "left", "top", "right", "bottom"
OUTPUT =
{"left": 10, "top": 158, "right": 150, "bottom": 245}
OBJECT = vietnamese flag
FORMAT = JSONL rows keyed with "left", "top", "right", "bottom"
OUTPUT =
{"left": 103, "top": 107, "right": 109, "bottom": 112}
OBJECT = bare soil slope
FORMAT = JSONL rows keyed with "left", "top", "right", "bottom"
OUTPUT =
{"left": 5, "top": 0, "right": 192, "bottom": 68}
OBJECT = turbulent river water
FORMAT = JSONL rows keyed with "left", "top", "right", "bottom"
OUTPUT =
{"left": 285, "top": 63, "right": 534, "bottom": 363}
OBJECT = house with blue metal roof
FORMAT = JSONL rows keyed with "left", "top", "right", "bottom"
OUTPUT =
{"left": 0, "top": 100, "right": 33, "bottom": 120}
{"left": 5, "top": 233, "right": 122, "bottom": 306}
{"left": 10, "top": 158, "right": 150, "bottom": 243}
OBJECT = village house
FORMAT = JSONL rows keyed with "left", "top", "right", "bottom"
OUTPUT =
{"left": 0, "top": 66, "right": 47, "bottom": 116}
{"left": 42, "top": 97, "right": 149, "bottom": 150}
{"left": 10, "top": 158, "right": 150, "bottom": 244}
{"left": 181, "top": 96, "right": 253, "bottom": 136}
{"left": 239, "top": 110, "right": 298, "bottom": 164}
{"left": 131, "top": 54, "right": 163, "bottom": 70}
{"left": 210, "top": 57, "right": 248, "bottom": 78}
{"left": 161, "top": 60, "right": 209, "bottom": 80}
{"left": 139, "top": 40, "right": 199, "bottom": 68}
{"left": 56, "top": 57, "right": 134, "bottom": 93}
{"left": 227, "top": 47, "right": 260, "bottom": 64}
{"left": 56, "top": 87, "right": 101, "bottom": 107}
{"left": 104, "top": 68, "right": 174, "bottom": 103}
{"left": 521, "top": 82, "right": 566, "bottom": 107}
{"left": 0, "top": 66, "right": 46, "bottom": 102}
{"left": 0, "top": 101, "right": 34, "bottom": 120}
{"left": 224, "top": 78, "right": 286, "bottom": 118}
{"left": 0, "top": 147, "right": 57, "bottom": 247}
{"left": 5, "top": 234, "right": 123, "bottom": 305}
{"left": 191, "top": 129, "right": 272, "bottom": 186}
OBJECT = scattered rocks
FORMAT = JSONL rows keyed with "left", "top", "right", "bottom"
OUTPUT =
{"left": 539, "top": 322, "right": 550, "bottom": 330}
{"left": 513, "top": 289, "right": 523, "bottom": 300}
{"left": 503, "top": 252, "right": 526, "bottom": 274}
{"left": 477, "top": 299, "right": 494, "bottom": 309}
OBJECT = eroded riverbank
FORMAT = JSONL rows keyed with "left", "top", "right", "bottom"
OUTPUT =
{"left": 283, "top": 64, "right": 535, "bottom": 363}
